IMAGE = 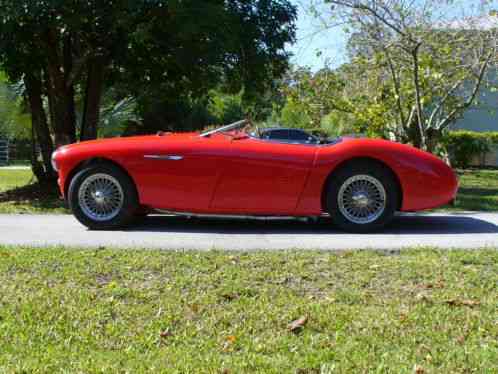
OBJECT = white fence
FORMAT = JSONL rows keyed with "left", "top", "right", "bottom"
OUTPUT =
{"left": 0, "top": 139, "right": 8, "bottom": 165}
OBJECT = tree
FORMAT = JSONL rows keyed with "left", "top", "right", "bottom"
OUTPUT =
{"left": 0, "top": 0, "right": 297, "bottom": 181}
{"left": 0, "top": 73, "right": 31, "bottom": 140}
{"left": 282, "top": 67, "right": 354, "bottom": 128}
{"left": 315, "top": 0, "right": 498, "bottom": 151}
{"left": 277, "top": 66, "right": 378, "bottom": 136}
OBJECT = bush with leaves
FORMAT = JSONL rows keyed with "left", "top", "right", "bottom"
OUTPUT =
{"left": 443, "top": 131, "right": 498, "bottom": 168}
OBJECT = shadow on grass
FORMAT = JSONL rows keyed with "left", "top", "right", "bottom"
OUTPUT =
{"left": 458, "top": 187, "right": 498, "bottom": 197}
{"left": 121, "top": 213, "right": 498, "bottom": 235}
{"left": 452, "top": 187, "right": 498, "bottom": 212}
{"left": 0, "top": 183, "right": 66, "bottom": 212}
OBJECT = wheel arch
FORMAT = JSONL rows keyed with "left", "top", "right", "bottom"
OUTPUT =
{"left": 320, "top": 157, "right": 403, "bottom": 212}
{"left": 64, "top": 157, "right": 138, "bottom": 200}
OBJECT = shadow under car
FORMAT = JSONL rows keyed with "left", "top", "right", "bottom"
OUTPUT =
{"left": 121, "top": 213, "right": 498, "bottom": 235}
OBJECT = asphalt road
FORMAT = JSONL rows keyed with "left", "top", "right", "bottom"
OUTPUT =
{"left": 1, "top": 212, "right": 498, "bottom": 250}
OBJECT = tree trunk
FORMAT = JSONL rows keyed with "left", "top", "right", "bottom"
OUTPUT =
{"left": 24, "top": 72, "right": 56, "bottom": 182}
{"left": 63, "top": 34, "right": 77, "bottom": 142}
{"left": 81, "top": 56, "right": 105, "bottom": 141}
{"left": 45, "top": 67, "right": 57, "bottom": 132}
{"left": 411, "top": 46, "right": 427, "bottom": 150}
{"left": 29, "top": 117, "right": 45, "bottom": 183}
{"left": 43, "top": 29, "right": 77, "bottom": 147}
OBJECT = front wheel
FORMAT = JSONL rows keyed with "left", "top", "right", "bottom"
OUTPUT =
{"left": 326, "top": 162, "right": 399, "bottom": 233}
{"left": 68, "top": 164, "right": 139, "bottom": 230}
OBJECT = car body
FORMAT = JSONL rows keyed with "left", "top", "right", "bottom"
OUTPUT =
{"left": 52, "top": 120, "right": 458, "bottom": 232}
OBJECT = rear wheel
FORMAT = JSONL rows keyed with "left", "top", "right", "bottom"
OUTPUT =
{"left": 68, "top": 164, "right": 138, "bottom": 230}
{"left": 326, "top": 161, "right": 399, "bottom": 233}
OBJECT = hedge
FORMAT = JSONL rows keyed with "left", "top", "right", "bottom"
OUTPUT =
{"left": 444, "top": 130, "right": 498, "bottom": 168}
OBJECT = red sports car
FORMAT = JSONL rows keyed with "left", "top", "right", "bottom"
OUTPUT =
{"left": 51, "top": 120, "right": 458, "bottom": 232}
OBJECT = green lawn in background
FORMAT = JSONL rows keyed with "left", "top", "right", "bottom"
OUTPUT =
{"left": 0, "top": 168, "right": 498, "bottom": 214}
{"left": 0, "top": 247, "right": 496, "bottom": 373}
{"left": 451, "top": 169, "right": 498, "bottom": 212}
{"left": 0, "top": 168, "right": 33, "bottom": 193}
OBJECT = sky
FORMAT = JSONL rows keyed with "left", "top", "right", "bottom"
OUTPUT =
{"left": 287, "top": 0, "right": 348, "bottom": 71}
{"left": 288, "top": 0, "right": 498, "bottom": 71}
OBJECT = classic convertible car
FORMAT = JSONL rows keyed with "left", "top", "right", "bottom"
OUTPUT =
{"left": 51, "top": 119, "right": 458, "bottom": 232}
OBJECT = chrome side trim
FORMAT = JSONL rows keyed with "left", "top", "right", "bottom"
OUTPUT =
{"left": 144, "top": 155, "right": 184, "bottom": 160}
{"left": 154, "top": 209, "right": 318, "bottom": 221}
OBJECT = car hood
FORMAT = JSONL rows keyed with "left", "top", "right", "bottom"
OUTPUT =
{"left": 61, "top": 132, "right": 199, "bottom": 152}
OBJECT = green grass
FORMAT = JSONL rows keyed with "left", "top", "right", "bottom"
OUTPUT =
{"left": 0, "top": 168, "right": 66, "bottom": 214}
{"left": 451, "top": 169, "right": 498, "bottom": 212}
{"left": 0, "top": 168, "right": 498, "bottom": 214}
{"left": 0, "top": 168, "right": 33, "bottom": 193}
{"left": 0, "top": 247, "right": 496, "bottom": 373}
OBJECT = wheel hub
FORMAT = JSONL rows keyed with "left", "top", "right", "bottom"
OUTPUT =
{"left": 93, "top": 190, "right": 106, "bottom": 205}
{"left": 352, "top": 192, "right": 369, "bottom": 208}
{"left": 78, "top": 173, "right": 124, "bottom": 222}
{"left": 338, "top": 174, "right": 387, "bottom": 225}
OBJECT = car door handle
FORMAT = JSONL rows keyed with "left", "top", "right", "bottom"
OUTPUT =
{"left": 144, "top": 155, "right": 184, "bottom": 160}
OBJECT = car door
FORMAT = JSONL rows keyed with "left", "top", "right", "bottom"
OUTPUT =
{"left": 210, "top": 137, "right": 317, "bottom": 215}
{"left": 138, "top": 134, "right": 230, "bottom": 212}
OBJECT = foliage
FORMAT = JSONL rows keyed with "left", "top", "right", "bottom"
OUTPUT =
{"left": 207, "top": 91, "right": 245, "bottom": 126}
{"left": 443, "top": 130, "right": 498, "bottom": 168}
{"left": 320, "top": 111, "right": 357, "bottom": 137}
{"left": 99, "top": 96, "right": 140, "bottom": 138}
{"left": 276, "top": 66, "right": 389, "bottom": 137}
{"left": 279, "top": 67, "right": 352, "bottom": 131}
{"left": 0, "top": 247, "right": 497, "bottom": 372}
{"left": 0, "top": 0, "right": 297, "bottom": 180}
{"left": 305, "top": 0, "right": 498, "bottom": 151}
{"left": 0, "top": 73, "right": 30, "bottom": 140}
{"left": 279, "top": 99, "right": 312, "bottom": 129}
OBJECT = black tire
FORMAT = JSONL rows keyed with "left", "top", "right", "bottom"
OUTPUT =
{"left": 134, "top": 206, "right": 151, "bottom": 218}
{"left": 132, "top": 207, "right": 152, "bottom": 225}
{"left": 68, "top": 163, "right": 139, "bottom": 230}
{"left": 326, "top": 161, "right": 399, "bottom": 233}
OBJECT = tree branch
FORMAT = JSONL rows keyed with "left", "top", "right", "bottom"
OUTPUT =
{"left": 329, "top": 0, "right": 408, "bottom": 38}
{"left": 437, "top": 52, "right": 493, "bottom": 130}
{"left": 411, "top": 43, "right": 426, "bottom": 149}
{"left": 427, "top": 79, "right": 464, "bottom": 128}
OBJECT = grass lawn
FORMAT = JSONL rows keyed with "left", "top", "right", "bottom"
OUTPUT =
{"left": 452, "top": 169, "right": 498, "bottom": 212}
{"left": 0, "top": 167, "right": 498, "bottom": 214}
{"left": 0, "top": 247, "right": 496, "bottom": 372}
{"left": 0, "top": 168, "right": 33, "bottom": 193}
{"left": 0, "top": 168, "right": 66, "bottom": 214}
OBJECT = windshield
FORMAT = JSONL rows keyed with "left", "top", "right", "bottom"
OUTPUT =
{"left": 199, "top": 119, "right": 341, "bottom": 145}
{"left": 199, "top": 119, "right": 252, "bottom": 137}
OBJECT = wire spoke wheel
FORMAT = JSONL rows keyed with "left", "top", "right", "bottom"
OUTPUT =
{"left": 338, "top": 174, "right": 386, "bottom": 225}
{"left": 78, "top": 173, "right": 124, "bottom": 222}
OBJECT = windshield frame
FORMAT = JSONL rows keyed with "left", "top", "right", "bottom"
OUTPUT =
{"left": 199, "top": 119, "right": 250, "bottom": 138}
{"left": 199, "top": 119, "right": 342, "bottom": 146}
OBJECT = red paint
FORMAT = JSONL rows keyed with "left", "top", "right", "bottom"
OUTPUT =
{"left": 53, "top": 132, "right": 458, "bottom": 216}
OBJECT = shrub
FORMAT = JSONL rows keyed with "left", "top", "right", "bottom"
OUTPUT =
{"left": 443, "top": 131, "right": 498, "bottom": 168}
